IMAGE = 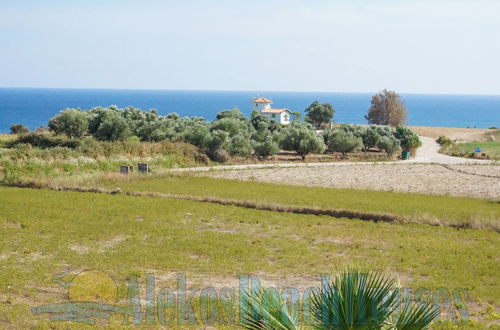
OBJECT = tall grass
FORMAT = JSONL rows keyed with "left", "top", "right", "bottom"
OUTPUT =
{"left": 0, "top": 139, "right": 200, "bottom": 184}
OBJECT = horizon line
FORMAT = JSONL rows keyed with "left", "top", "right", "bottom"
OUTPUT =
{"left": 1, "top": 86, "right": 499, "bottom": 97}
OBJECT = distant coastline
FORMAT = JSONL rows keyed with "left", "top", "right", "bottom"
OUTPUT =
{"left": 0, "top": 88, "right": 499, "bottom": 132}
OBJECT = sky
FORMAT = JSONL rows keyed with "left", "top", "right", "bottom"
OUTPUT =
{"left": 0, "top": 0, "right": 499, "bottom": 94}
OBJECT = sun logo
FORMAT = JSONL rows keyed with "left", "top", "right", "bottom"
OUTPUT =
{"left": 32, "top": 270, "right": 124, "bottom": 325}
{"left": 68, "top": 270, "right": 118, "bottom": 305}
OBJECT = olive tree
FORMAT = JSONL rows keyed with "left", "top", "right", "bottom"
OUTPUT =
{"left": 93, "top": 111, "right": 132, "bottom": 141}
{"left": 48, "top": 109, "right": 89, "bottom": 138}
{"left": 359, "top": 126, "right": 381, "bottom": 152}
{"left": 366, "top": 90, "right": 407, "bottom": 126}
{"left": 305, "top": 101, "right": 335, "bottom": 128}
{"left": 326, "top": 129, "right": 363, "bottom": 158}
{"left": 394, "top": 126, "right": 421, "bottom": 152}
{"left": 377, "top": 135, "right": 400, "bottom": 156}
{"left": 279, "top": 121, "right": 325, "bottom": 159}
{"left": 252, "top": 122, "right": 280, "bottom": 158}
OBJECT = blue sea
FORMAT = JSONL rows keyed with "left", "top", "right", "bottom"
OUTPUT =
{"left": 0, "top": 88, "right": 499, "bottom": 132}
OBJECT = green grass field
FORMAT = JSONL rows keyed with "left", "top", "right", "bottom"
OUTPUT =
{"left": 105, "top": 174, "right": 500, "bottom": 228}
{"left": 461, "top": 141, "right": 500, "bottom": 159}
{"left": 0, "top": 186, "right": 499, "bottom": 328}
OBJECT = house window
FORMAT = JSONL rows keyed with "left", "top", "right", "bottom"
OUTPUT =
{"left": 272, "top": 114, "right": 276, "bottom": 118}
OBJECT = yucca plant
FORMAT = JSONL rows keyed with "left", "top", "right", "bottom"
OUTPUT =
{"left": 240, "top": 286, "right": 305, "bottom": 330}
{"left": 240, "top": 268, "right": 439, "bottom": 330}
{"left": 310, "top": 268, "right": 439, "bottom": 329}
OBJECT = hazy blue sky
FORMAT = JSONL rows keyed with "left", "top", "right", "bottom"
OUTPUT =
{"left": 1, "top": 0, "right": 499, "bottom": 94}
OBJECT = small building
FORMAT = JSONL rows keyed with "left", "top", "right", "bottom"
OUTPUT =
{"left": 251, "top": 97, "right": 292, "bottom": 125}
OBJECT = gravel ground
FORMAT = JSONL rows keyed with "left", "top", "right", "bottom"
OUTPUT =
{"left": 204, "top": 163, "right": 500, "bottom": 200}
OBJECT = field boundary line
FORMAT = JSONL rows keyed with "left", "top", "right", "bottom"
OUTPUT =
{"left": 438, "top": 164, "right": 500, "bottom": 179}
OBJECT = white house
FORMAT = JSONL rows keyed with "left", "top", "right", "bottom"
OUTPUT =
{"left": 251, "top": 97, "right": 292, "bottom": 125}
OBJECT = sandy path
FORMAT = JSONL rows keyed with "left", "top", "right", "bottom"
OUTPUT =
{"left": 414, "top": 136, "right": 493, "bottom": 164}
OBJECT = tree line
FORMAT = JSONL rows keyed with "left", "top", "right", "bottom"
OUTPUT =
{"left": 9, "top": 90, "right": 419, "bottom": 161}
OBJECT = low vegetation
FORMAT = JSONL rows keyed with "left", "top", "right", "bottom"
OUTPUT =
{"left": 0, "top": 187, "right": 498, "bottom": 328}
{"left": 242, "top": 268, "right": 439, "bottom": 329}
{"left": 437, "top": 134, "right": 500, "bottom": 160}
{"left": 103, "top": 174, "right": 499, "bottom": 230}
{"left": 0, "top": 139, "right": 199, "bottom": 184}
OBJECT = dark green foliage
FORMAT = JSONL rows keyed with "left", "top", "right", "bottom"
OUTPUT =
{"left": 395, "top": 126, "right": 422, "bottom": 152}
{"left": 182, "top": 118, "right": 211, "bottom": 148}
{"left": 310, "top": 269, "right": 439, "bottom": 329}
{"left": 240, "top": 287, "right": 299, "bottom": 330}
{"left": 38, "top": 105, "right": 420, "bottom": 161}
{"left": 93, "top": 111, "right": 132, "bottom": 141}
{"left": 305, "top": 101, "right": 335, "bottom": 127}
{"left": 279, "top": 121, "right": 325, "bottom": 159}
{"left": 8, "top": 133, "right": 82, "bottom": 149}
{"left": 208, "top": 148, "right": 229, "bottom": 163}
{"left": 377, "top": 135, "right": 401, "bottom": 156}
{"left": 250, "top": 110, "right": 279, "bottom": 133}
{"left": 436, "top": 136, "right": 453, "bottom": 147}
{"left": 252, "top": 123, "right": 280, "bottom": 158}
{"left": 325, "top": 129, "right": 362, "bottom": 158}
{"left": 10, "top": 124, "right": 29, "bottom": 135}
{"left": 241, "top": 269, "right": 439, "bottom": 330}
{"left": 359, "top": 126, "right": 381, "bottom": 151}
{"left": 48, "top": 109, "right": 89, "bottom": 138}
{"left": 216, "top": 108, "right": 247, "bottom": 121}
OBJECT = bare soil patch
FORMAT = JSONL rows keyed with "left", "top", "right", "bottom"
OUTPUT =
{"left": 204, "top": 163, "right": 500, "bottom": 200}
{"left": 410, "top": 126, "right": 491, "bottom": 142}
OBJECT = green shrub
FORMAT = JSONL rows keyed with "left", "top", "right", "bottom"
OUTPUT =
{"left": 279, "top": 121, "right": 325, "bottom": 159}
{"left": 436, "top": 136, "right": 453, "bottom": 146}
{"left": 48, "top": 109, "right": 89, "bottom": 138}
{"left": 377, "top": 136, "right": 400, "bottom": 156}
{"left": 10, "top": 124, "right": 29, "bottom": 135}
{"left": 394, "top": 126, "right": 421, "bottom": 153}
{"left": 208, "top": 148, "right": 229, "bottom": 163}
{"left": 8, "top": 133, "right": 82, "bottom": 149}
{"left": 326, "top": 129, "right": 363, "bottom": 158}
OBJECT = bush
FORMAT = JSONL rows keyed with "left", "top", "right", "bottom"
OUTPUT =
{"left": 436, "top": 136, "right": 453, "bottom": 147}
{"left": 8, "top": 133, "right": 82, "bottom": 149}
{"left": 377, "top": 136, "right": 400, "bottom": 156}
{"left": 227, "top": 133, "right": 254, "bottom": 156}
{"left": 253, "top": 138, "right": 279, "bottom": 158}
{"left": 10, "top": 124, "right": 29, "bottom": 135}
{"left": 304, "top": 101, "right": 335, "bottom": 128}
{"left": 252, "top": 126, "right": 280, "bottom": 159}
{"left": 394, "top": 126, "right": 421, "bottom": 152}
{"left": 94, "top": 111, "right": 132, "bottom": 141}
{"left": 279, "top": 122, "right": 325, "bottom": 159}
{"left": 195, "top": 152, "right": 210, "bottom": 165}
{"left": 48, "top": 109, "right": 89, "bottom": 138}
{"left": 327, "top": 129, "right": 363, "bottom": 158}
{"left": 359, "top": 126, "right": 381, "bottom": 152}
{"left": 208, "top": 148, "right": 229, "bottom": 163}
